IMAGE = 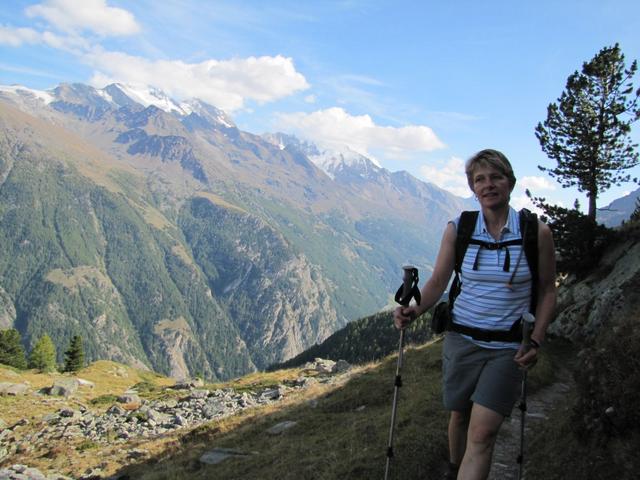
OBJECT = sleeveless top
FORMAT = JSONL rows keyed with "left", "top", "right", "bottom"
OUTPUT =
{"left": 451, "top": 207, "right": 532, "bottom": 349}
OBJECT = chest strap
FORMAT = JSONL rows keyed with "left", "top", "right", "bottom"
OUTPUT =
{"left": 468, "top": 238, "right": 522, "bottom": 272}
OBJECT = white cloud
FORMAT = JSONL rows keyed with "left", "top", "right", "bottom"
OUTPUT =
{"left": 510, "top": 193, "right": 537, "bottom": 212}
{"left": 519, "top": 176, "right": 557, "bottom": 191}
{"left": 304, "top": 94, "right": 317, "bottom": 104}
{"left": 85, "top": 50, "right": 310, "bottom": 112}
{"left": 25, "top": 0, "right": 140, "bottom": 36}
{"left": 0, "top": 26, "right": 40, "bottom": 46}
{"left": 275, "top": 107, "right": 444, "bottom": 159}
{"left": 419, "top": 156, "right": 471, "bottom": 197}
{"left": 0, "top": 25, "right": 88, "bottom": 51}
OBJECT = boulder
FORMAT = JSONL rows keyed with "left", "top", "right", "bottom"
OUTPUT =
{"left": 48, "top": 378, "right": 79, "bottom": 397}
{"left": 332, "top": 359, "right": 351, "bottom": 374}
{"left": 313, "top": 358, "right": 336, "bottom": 374}
{"left": 117, "top": 393, "right": 141, "bottom": 404}
{"left": 0, "top": 382, "right": 28, "bottom": 396}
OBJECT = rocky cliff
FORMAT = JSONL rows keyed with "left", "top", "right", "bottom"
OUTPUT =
{"left": 550, "top": 224, "right": 640, "bottom": 341}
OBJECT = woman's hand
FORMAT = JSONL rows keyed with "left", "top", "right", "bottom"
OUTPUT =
{"left": 514, "top": 343, "right": 539, "bottom": 369}
{"left": 393, "top": 306, "right": 418, "bottom": 330}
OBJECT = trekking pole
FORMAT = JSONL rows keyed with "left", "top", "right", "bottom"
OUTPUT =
{"left": 517, "top": 312, "right": 535, "bottom": 480}
{"left": 385, "top": 266, "right": 421, "bottom": 480}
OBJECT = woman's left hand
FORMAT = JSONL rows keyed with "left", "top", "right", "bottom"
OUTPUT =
{"left": 514, "top": 344, "right": 539, "bottom": 369}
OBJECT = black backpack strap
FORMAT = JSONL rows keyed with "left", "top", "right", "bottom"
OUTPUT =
{"left": 449, "top": 211, "right": 478, "bottom": 307}
{"left": 455, "top": 211, "right": 479, "bottom": 273}
{"left": 519, "top": 208, "right": 539, "bottom": 315}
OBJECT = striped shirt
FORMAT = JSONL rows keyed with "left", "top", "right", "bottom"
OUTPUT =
{"left": 451, "top": 207, "right": 532, "bottom": 349}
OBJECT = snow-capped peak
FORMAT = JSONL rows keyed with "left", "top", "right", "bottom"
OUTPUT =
{"left": 0, "top": 84, "right": 55, "bottom": 104}
{"left": 310, "top": 147, "right": 382, "bottom": 180}
{"left": 108, "top": 83, "right": 188, "bottom": 115}
{"left": 180, "top": 98, "right": 235, "bottom": 128}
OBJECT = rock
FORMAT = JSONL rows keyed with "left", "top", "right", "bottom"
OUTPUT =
{"left": 127, "top": 448, "right": 148, "bottom": 459}
{"left": 260, "top": 388, "right": 283, "bottom": 400}
{"left": 118, "top": 393, "right": 141, "bottom": 404}
{"left": 107, "top": 404, "right": 126, "bottom": 416}
{"left": 173, "top": 378, "right": 204, "bottom": 389}
{"left": 332, "top": 359, "right": 351, "bottom": 374}
{"left": 313, "top": 358, "right": 336, "bottom": 374}
{"left": 189, "top": 389, "right": 210, "bottom": 399}
{"left": 59, "top": 407, "right": 76, "bottom": 418}
{"left": 199, "top": 448, "right": 252, "bottom": 465}
{"left": 48, "top": 379, "right": 79, "bottom": 397}
{"left": 0, "top": 382, "right": 29, "bottom": 396}
{"left": 76, "top": 378, "right": 95, "bottom": 388}
{"left": 266, "top": 420, "right": 297, "bottom": 435}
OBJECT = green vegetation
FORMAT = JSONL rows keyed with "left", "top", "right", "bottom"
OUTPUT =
{"left": 63, "top": 335, "right": 85, "bottom": 372}
{"left": 28, "top": 334, "right": 57, "bottom": 372}
{"left": 527, "top": 310, "right": 640, "bottom": 480}
{"left": 526, "top": 195, "right": 613, "bottom": 277}
{"left": 110, "top": 342, "right": 451, "bottom": 480}
{"left": 271, "top": 309, "right": 434, "bottom": 370}
{"left": 0, "top": 328, "right": 27, "bottom": 369}
{"left": 536, "top": 43, "right": 640, "bottom": 222}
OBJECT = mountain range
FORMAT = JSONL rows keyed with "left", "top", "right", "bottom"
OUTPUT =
{"left": 1, "top": 81, "right": 473, "bottom": 380}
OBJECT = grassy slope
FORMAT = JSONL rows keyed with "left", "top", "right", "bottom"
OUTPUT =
{"left": 114, "top": 339, "right": 449, "bottom": 480}
{"left": 1, "top": 335, "right": 565, "bottom": 479}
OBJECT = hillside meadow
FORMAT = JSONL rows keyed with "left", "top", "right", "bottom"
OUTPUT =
{"left": 1, "top": 338, "right": 563, "bottom": 479}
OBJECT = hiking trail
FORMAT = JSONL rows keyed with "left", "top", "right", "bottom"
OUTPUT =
{"left": 489, "top": 368, "right": 574, "bottom": 480}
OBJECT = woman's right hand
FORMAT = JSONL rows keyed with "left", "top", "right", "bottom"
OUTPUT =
{"left": 393, "top": 306, "right": 418, "bottom": 330}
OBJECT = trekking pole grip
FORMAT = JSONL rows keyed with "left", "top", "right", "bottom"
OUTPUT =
{"left": 521, "top": 312, "right": 535, "bottom": 350}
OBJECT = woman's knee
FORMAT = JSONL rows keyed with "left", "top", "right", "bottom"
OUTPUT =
{"left": 450, "top": 409, "right": 471, "bottom": 427}
{"left": 467, "top": 420, "right": 500, "bottom": 446}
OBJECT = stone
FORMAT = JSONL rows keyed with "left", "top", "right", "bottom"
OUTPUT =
{"left": 0, "top": 382, "right": 29, "bottom": 396}
{"left": 118, "top": 393, "right": 141, "bottom": 404}
{"left": 266, "top": 420, "right": 297, "bottom": 435}
{"left": 107, "top": 404, "right": 126, "bottom": 416}
{"left": 48, "top": 379, "right": 79, "bottom": 397}
{"left": 199, "top": 448, "right": 251, "bottom": 465}
{"left": 189, "top": 389, "right": 210, "bottom": 399}
{"left": 313, "top": 358, "right": 336, "bottom": 374}
{"left": 76, "top": 378, "right": 95, "bottom": 388}
{"left": 58, "top": 407, "right": 76, "bottom": 418}
{"left": 332, "top": 359, "right": 351, "bottom": 374}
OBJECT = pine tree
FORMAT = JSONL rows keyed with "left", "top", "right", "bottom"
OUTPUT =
{"left": 631, "top": 197, "right": 640, "bottom": 222}
{"left": 536, "top": 44, "right": 640, "bottom": 221}
{"left": 29, "top": 334, "right": 57, "bottom": 372}
{"left": 63, "top": 335, "right": 85, "bottom": 372}
{"left": 0, "top": 328, "right": 28, "bottom": 369}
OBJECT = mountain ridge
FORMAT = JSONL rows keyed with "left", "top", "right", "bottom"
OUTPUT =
{"left": 0, "top": 81, "right": 481, "bottom": 380}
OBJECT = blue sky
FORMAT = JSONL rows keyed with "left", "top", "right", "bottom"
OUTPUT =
{"left": 1, "top": 0, "right": 639, "bottom": 210}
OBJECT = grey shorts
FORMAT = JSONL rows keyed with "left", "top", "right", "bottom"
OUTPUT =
{"left": 442, "top": 331, "right": 523, "bottom": 417}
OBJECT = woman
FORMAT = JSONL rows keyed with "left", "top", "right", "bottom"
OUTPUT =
{"left": 393, "top": 149, "right": 557, "bottom": 480}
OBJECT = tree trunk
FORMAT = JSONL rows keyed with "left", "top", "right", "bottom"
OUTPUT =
{"left": 588, "top": 191, "right": 597, "bottom": 221}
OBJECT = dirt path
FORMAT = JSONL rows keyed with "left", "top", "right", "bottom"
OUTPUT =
{"left": 488, "top": 369, "right": 574, "bottom": 480}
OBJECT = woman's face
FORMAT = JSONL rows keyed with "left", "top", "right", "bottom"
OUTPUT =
{"left": 471, "top": 165, "right": 512, "bottom": 210}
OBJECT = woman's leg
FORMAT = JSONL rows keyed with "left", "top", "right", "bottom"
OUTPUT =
{"left": 448, "top": 409, "right": 470, "bottom": 467}
{"left": 457, "top": 403, "right": 504, "bottom": 480}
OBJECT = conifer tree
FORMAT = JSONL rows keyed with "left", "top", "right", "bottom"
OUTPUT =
{"left": 63, "top": 335, "right": 85, "bottom": 372}
{"left": 536, "top": 44, "right": 640, "bottom": 221}
{"left": 631, "top": 197, "right": 640, "bottom": 222}
{"left": 29, "top": 334, "right": 57, "bottom": 372}
{"left": 0, "top": 328, "right": 28, "bottom": 369}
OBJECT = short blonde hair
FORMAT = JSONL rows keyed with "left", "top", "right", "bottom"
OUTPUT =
{"left": 465, "top": 149, "right": 516, "bottom": 192}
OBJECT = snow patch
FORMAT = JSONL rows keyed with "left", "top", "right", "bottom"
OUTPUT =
{"left": 0, "top": 84, "right": 55, "bottom": 104}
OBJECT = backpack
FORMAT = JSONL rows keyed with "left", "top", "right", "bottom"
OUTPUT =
{"left": 431, "top": 209, "right": 539, "bottom": 339}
